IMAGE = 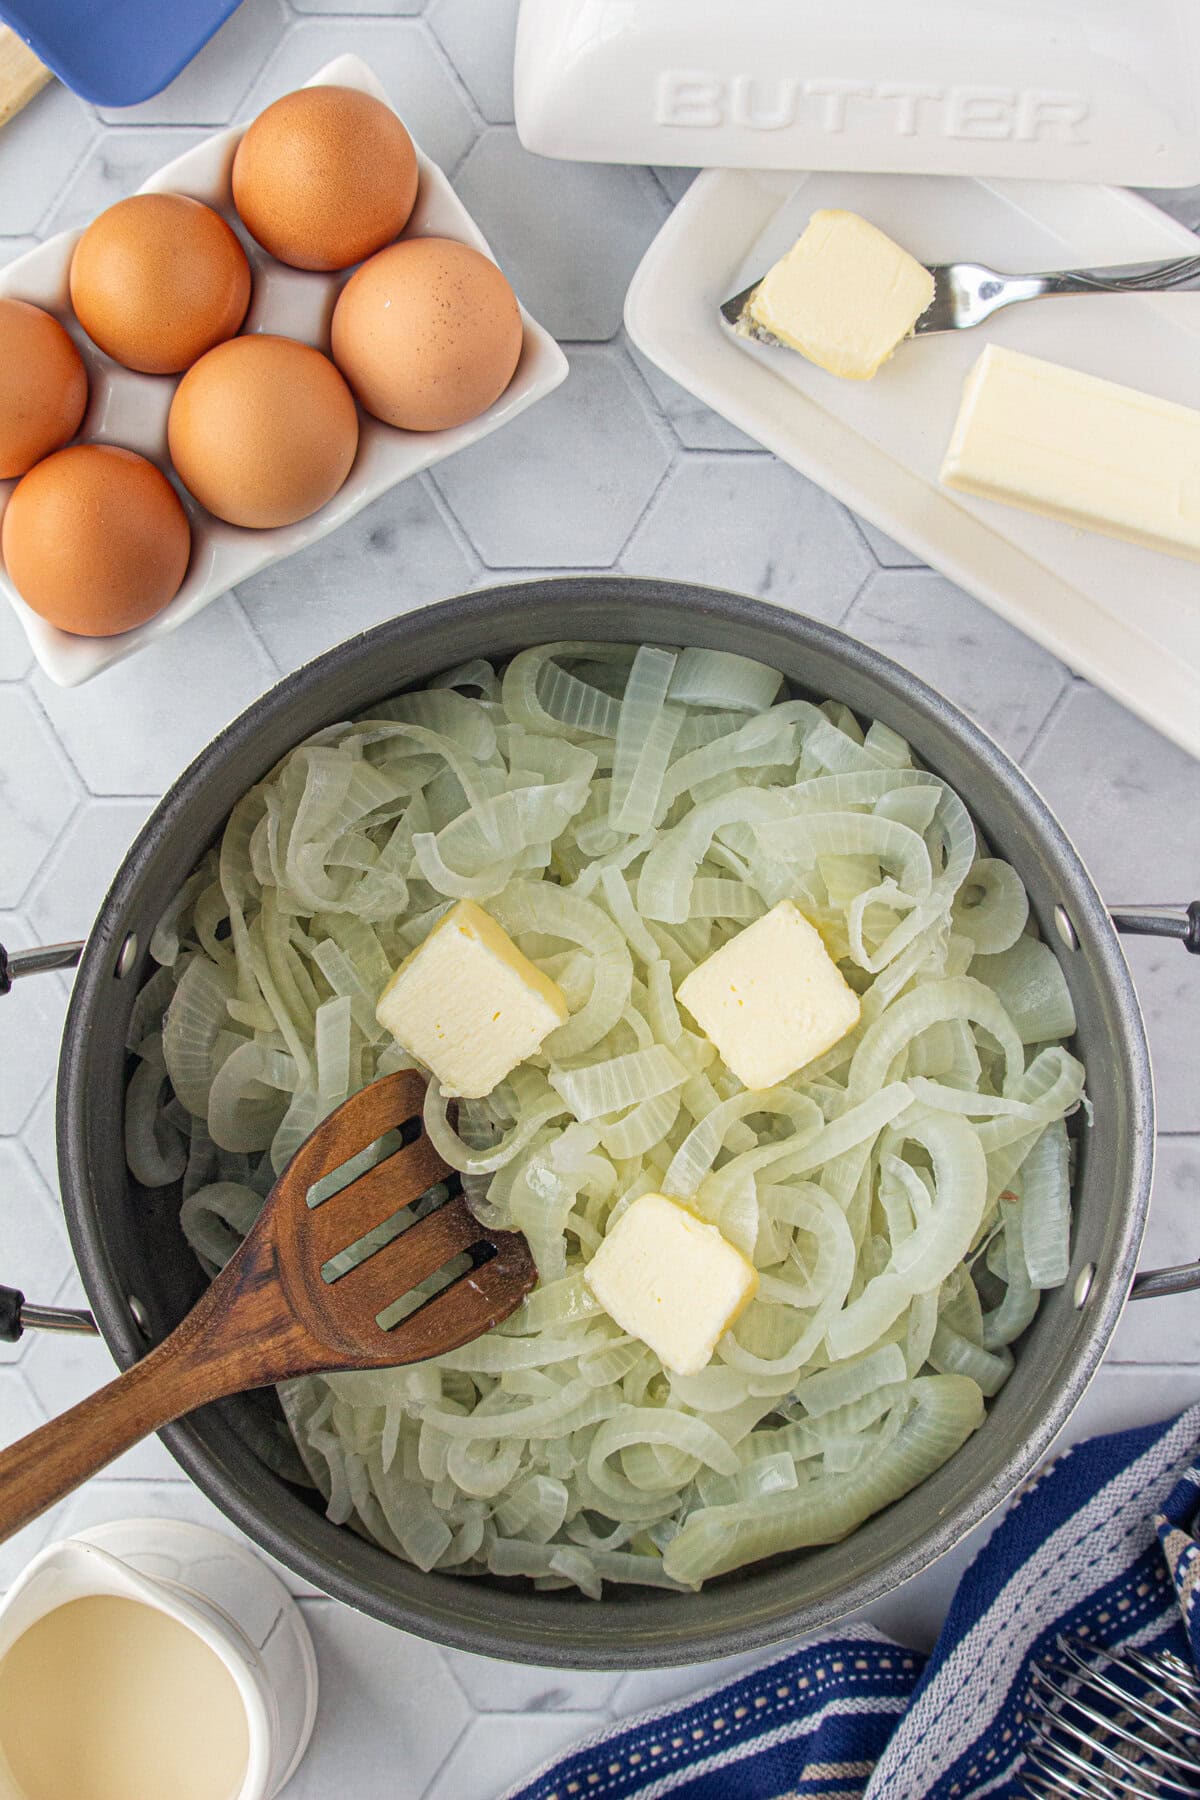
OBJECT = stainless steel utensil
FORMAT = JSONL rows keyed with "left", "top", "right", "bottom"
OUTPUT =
{"left": 1024, "top": 1636, "right": 1200, "bottom": 1798}
{"left": 721, "top": 253, "right": 1200, "bottom": 344}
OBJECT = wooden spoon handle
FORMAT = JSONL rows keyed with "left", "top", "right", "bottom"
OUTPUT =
{"left": 0, "top": 28, "right": 51, "bottom": 129}
{"left": 0, "top": 1333, "right": 229, "bottom": 1543}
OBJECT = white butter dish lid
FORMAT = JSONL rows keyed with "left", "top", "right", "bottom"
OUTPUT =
{"left": 515, "top": 0, "right": 1200, "bottom": 187}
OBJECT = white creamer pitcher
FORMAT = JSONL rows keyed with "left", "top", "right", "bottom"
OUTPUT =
{"left": 0, "top": 1518, "right": 317, "bottom": 1800}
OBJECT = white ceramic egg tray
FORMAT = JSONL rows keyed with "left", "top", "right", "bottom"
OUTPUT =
{"left": 0, "top": 54, "right": 568, "bottom": 687}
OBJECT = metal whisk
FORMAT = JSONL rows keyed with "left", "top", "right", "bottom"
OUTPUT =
{"left": 1023, "top": 1635, "right": 1200, "bottom": 1797}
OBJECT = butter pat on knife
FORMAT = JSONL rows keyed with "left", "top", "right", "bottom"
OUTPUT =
{"left": 748, "top": 210, "right": 934, "bottom": 380}
{"left": 941, "top": 344, "right": 1200, "bottom": 563}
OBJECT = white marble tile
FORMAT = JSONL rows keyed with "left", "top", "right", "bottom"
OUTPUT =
{"left": 22, "top": 1305, "right": 178, "bottom": 1481}
{"left": 44, "top": 127, "right": 211, "bottom": 234}
{"left": 843, "top": 568, "right": 1070, "bottom": 760}
{"left": 236, "top": 474, "right": 476, "bottom": 674}
{"left": 1110, "top": 1138, "right": 1200, "bottom": 1364}
{"left": 612, "top": 1649, "right": 765, "bottom": 1719}
{"left": 0, "top": 1141, "right": 71, "bottom": 1328}
{"left": 1024, "top": 683, "right": 1200, "bottom": 1135}
{"left": 1120, "top": 936, "right": 1200, "bottom": 1136}
{"left": 284, "top": 1602, "right": 470, "bottom": 1798}
{"left": 621, "top": 453, "right": 872, "bottom": 625}
{"left": 241, "top": 19, "right": 477, "bottom": 176}
{"left": 853, "top": 516, "right": 926, "bottom": 569}
{"left": 0, "top": 593, "right": 33, "bottom": 680}
{"left": 425, "top": 1710, "right": 610, "bottom": 1800}
{"left": 33, "top": 593, "right": 276, "bottom": 797}
{"left": 0, "top": 85, "right": 96, "bottom": 236}
{"left": 96, "top": 0, "right": 290, "bottom": 125}
{"left": 0, "top": 1373, "right": 54, "bottom": 1583}
{"left": 0, "top": 914, "right": 67, "bottom": 1138}
{"left": 453, "top": 130, "right": 668, "bottom": 340}
{"left": 625, "top": 337, "right": 757, "bottom": 452}
{"left": 445, "top": 1649, "right": 621, "bottom": 1715}
{"left": 0, "top": 689, "right": 81, "bottom": 908}
{"left": 429, "top": 0, "right": 517, "bottom": 123}
{"left": 651, "top": 167, "right": 696, "bottom": 206}
{"left": 53, "top": 1475, "right": 257, "bottom": 1548}
{"left": 293, "top": 0, "right": 425, "bottom": 11}
{"left": 20, "top": 1083, "right": 57, "bottom": 1200}
{"left": 1025, "top": 684, "right": 1200, "bottom": 899}
{"left": 24, "top": 799, "right": 155, "bottom": 946}
{"left": 433, "top": 345, "right": 671, "bottom": 567}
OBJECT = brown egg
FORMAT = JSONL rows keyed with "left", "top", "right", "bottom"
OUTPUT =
{"left": 69, "top": 193, "right": 251, "bottom": 375}
{"left": 232, "top": 86, "right": 419, "bottom": 272}
{"left": 167, "top": 334, "right": 358, "bottom": 529}
{"left": 1, "top": 445, "right": 190, "bottom": 635}
{"left": 331, "top": 238, "right": 523, "bottom": 432}
{"left": 0, "top": 298, "right": 89, "bottom": 479}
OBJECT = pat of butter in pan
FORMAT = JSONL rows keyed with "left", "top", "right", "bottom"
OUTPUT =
{"left": 748, "top": 209, "right": 934, "bottom": 380}
{"left": 677, "top": 899, "right": 861, "bottom": 1090}
{"left": 375, "top": 898, "right": 568, "bottom": 1099}
{"left": 584, "top": 1192, "right": 758, "bottom": 1377}
{"left": 941, "top": 344, "right": 1200, "bottom": 562}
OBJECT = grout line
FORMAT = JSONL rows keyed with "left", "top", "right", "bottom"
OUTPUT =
{"left": 1015, "top": 677, "right": 1076, "bottom": 768}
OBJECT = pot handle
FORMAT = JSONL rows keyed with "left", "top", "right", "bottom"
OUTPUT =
{"left": 0, "top": 938, "right": 85, "bottom": 992}
{"left": 1108, "top": 903, "right": 1200, "bottom": 1298}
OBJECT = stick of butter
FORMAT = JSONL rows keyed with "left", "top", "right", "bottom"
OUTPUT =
{"left": 375, "top": 898, "right": 568, "bottom": 1099}
{"left": 941, "top": 344, "right": 1200, "bottom": 563}
{"left": 748, "top": 209, "right": 934, "bottom": 380}
{"left": 584, "top": 1192, "right": 758, "bottom": 1377}
{"left": 677, "top": 899, "right": 861, "bottom": 1091}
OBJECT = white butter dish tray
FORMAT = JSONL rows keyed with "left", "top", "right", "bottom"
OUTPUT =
{"left": 516, "top": 0, "right": 1200, "bottom": 187}
{"left": 0, "top": 54, "right": 568, "bottom": 687}
{"left": 625, "top": 169, "right": 1200, "bottom": 758}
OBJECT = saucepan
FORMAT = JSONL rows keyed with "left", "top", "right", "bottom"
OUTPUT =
{"left": 2, "top": 576, "right": 1197, "bottom": 1668}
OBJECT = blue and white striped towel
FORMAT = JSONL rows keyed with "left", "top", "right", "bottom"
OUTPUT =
{"left": 504, "top": 1401, "right": 1200, "bottom": 1800}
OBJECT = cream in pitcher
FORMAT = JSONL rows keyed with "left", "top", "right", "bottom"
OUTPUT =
{"left": 0, "top": 1521, "right": 316, "bottom": 1800}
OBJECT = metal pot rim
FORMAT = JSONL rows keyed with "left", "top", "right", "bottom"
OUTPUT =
{"left": 56, "top": 576, "right": 1154, "bottom": 1668}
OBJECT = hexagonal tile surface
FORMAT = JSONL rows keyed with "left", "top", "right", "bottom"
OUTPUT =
{"left": 853, "top": 516, "right": 925, "bottom": 568}
{"left": 282, "top": 1602, "right": 471, "bottom": 1799}
{"left": 429, "top": 0, "right": 518, "bottom": 123}
{"left": 1111, "top": 1138, "right": 1200, "bottom": 1364}
{"left": 44, "top": 128, "right": 211, "bottom": 235}
{"left": 24, "top": 1304, "right": 177, "bottom": 1480}
{"left": 0, "top": 597, "right": 33, "bottom": 682}
{"left": 25, "top": 800, "right": 154, "bottom": 947}
{"left": 0, "top": 690, "right": 79, "bottom": 908}
{"left": 0, "top": 85, "right": 95, "bottom": 235}
{"left": 626, "top": 338, "right": 756, "bottom": 452}
{"left": 444, "top": 1649, "right": 621, "bottom": 1715}
{"left": 1025, "top": 684, "right": 1200, "bottom": 898}
{"left": 21, "top": 1082, "right": 57, "bottom": 1199}
{"left": 424, "top": 1711, "right": 610, "bottom": 1800}
{"left": 0, "top": 914, "right": 67, "bottom": 1138}
{"left": 0, "top": 1374, "right": 54, "bottom": 1583}
{"left": 237, "top": 473, "right": 476, "bottom": 671}
{"left": 0, "top": 1143, "right": 71, "bottom": 1347}
{"left": 293, "top": 0, "right": 423, "bottom": 10}
{"left": 242, "top": 19, "right": 477, "bottom": 176}
{"left": 1024, "top": 683, "right": 1200, "bottom": 1135}
{"left": 843, "top": 568, "right": 1070, "bottom": 759}
{"left": 453, "top": 130, "right": 668, "bottom": 340}
{"left": 96, "top": 0, "right": 290, "bottom": 125}
{"left": 621, "top": 453, "right": 872, "bottom": 624}
{"left": 33, "top": 594, "right": 276, "bottom": 796}
{"left": 434, "top": 345, "right": 671, "bottom": 567}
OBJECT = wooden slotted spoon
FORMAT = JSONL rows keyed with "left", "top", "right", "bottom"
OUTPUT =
{"left": 0, "top": 1071, "right": 536, "bottom": 1543}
